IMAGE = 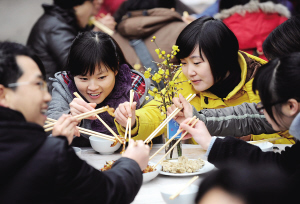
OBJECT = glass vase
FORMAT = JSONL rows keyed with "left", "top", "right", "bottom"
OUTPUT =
{"left": 164, "top": 138, "right": 182, "bottom": 160}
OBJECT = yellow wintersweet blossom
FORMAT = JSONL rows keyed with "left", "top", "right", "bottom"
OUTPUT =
{"left": 145, "top": 96, "right": 150, "bottom": 100}
{"left": 165, "top": 69, "right": 170, "bottom": 75}
{"left": 155, "top": 49, "right": 160, "bottom": 55}
{"left": 153, "top": 87, "right": 158, "bottom": 92}
{"left": 133, "top": 64, "right": 141, "bottom": 70}
{"left": 144, "top": 71, "right": 151, "bottom": 78}
{"left": 161, "top": 50, "right": 166, "bottom": 55}
{"left": 153, "top": 36, "right": 156, "bottom": 40}
{"left": 159, "top": 54, "right": 162, "bottom": 59}
{"left": 172, "top": 45, "right": 179, "bottom": 51}
{"left": 158, "top": 68, "right": 164, "bottom": 75}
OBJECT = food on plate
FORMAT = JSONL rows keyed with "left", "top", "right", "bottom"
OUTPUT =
{"left": 142, "top": 164, "right": 156, "bottom": 173}
{"left": 100, "top": 160, "right": 155, "bottom": 173}
{"left": 161, "top": 156, "right": 205, "bottom": 173}
{"left": 100, "top": 160, "right": 116, "bottom": 171}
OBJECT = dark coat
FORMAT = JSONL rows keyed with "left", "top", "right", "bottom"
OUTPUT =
{"left": 27, "top": 4, "right": 88, "bottom": 91}
{"left": 208, "top": 137, "right": 300, "bottom": 176}
{"left": 0, "top": 106, "right": 142, "bottom": 204}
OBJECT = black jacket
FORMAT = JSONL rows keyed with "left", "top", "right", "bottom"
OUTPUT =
{"left": 208, "top": 137, "right": 300, "bottom": 176}
{"left": 0, "top": 106, "right": 142, "bottom": 203}
{"left": 27, "top": 4, "right": 87, "bottom": 91}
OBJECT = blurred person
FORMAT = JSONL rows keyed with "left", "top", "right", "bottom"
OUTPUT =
{"left": 27, "top": 0, "right": 104, "bottom": 92}
{"left": 47, "top": 31, "right": 152, "bottom": 146}
{"left": 168, "top": 15, "right": 300, "bottom": 141}
{"left": 214, "top": 0, "right": 290, "bottom": 61}
{"left": 114, "top": 17, "right": 291, "bottom": 143}
{"left": 0, "top": 41, "right": 150, "bottom": 203}
{"left": 110, "top": 0, "right": 191, "bottom": 80}
{"left": 195, "top": 162, "right": 294, "bottom": 204}
{"left": 179, "top": 53, "right": 300, "bottom": 182}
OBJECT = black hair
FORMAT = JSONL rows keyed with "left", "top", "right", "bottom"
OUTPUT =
{"left": 65, "top": 31, "right": 132, "bottom": 76}
{"left": 195, "top": 162, "right": 292, "bottom": 204}
{"left": 0, "top": 41, "right": 46, "bottom": 89}
{"left": 252, "top": 53, "right": 300, "bottom": 129}
{"left": 53, "top": 0, "right": 92, "bottom": 9}
{"left": 263, "top": 15, "right": 300, "bottom": 60}
{"left": 219, "top": 0, "right": 279, "bottom": 11}
{"left": 114, "top": 0, "right": 176, "bottom": 25}
{"left": 175, "top": 16, "right": 240, "bottom": 83}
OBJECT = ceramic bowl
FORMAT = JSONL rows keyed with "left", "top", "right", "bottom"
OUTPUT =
{"left": 160, "top": 184, "right": 198, "bottom": 204}
{"left": 72, "top": 147, "right": 81, "bottom": 156}
{"left": 143, "top": 162, "right": 162, "bottom": 183}
{"left": 89, "top": 136, "right": 121, "bottom": 155}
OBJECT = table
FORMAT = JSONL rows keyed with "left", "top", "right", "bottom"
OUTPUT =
{"left": 78, "top": 143, "right": 291, "bottom": 204}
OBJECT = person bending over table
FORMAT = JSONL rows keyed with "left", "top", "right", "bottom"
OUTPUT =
{"left": 179, "top": 54, "right": 300, "bottom": 184}
{"left": 0, "top": 42, "right": 149, "bottom": 204}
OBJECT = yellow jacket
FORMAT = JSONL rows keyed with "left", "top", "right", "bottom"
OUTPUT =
{"left": 115, "top": 52, "right": 294, "bottom": 144}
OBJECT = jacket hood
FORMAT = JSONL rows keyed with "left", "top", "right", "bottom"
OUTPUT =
{"left": 214, "top": 1, "right": 291, "bottom": 19}
{"left": 117, "top": 8, "right": 182, "bottom": 39}
{"left": 0, "top": 106, "right": 47, "bottom": 182}
{"left": 42, "top": 4, "right": 78, "bottom": 28}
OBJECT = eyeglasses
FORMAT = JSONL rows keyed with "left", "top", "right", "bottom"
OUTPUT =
{"left": 8, "top": 81, "right": 48, "bottom": 92}
{"left": 256, "top": 102, "right": 264, "bottom": 114}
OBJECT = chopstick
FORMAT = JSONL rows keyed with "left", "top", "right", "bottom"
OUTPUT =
{"left": 73, "top": 92, "right": 122, "bottom": 143}
{"left": 46, "top": 118, "right": 116, "bottom": 142}
{"left": 248, "top": 136, "right": 285, "bottom": 144}
{"left": 144, "top": 94, "right": 196, "bottom": 144}
{"left": 90, "top": 16, "right": 114, "bottom": 36}
{"left": 43, "top": 106, "right": 109, "bottom": 132}
{"left": 149, "top": 116, "right": 196, "bottom": 161}
{"left": 124, "top": 90, "right": 134, "bottom": 143}
{"left": 153, "top": 118, "right": 199, "bottom": 169}
{"left": 169, "top": 176, "right": 199, "bottom": 200}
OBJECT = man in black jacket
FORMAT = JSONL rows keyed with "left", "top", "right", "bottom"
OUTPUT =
{"left": 0, "top": 41, "right": 149, "bottom": 203}
{"left": 27, "top": 0, "right": 99, "bottom": 92}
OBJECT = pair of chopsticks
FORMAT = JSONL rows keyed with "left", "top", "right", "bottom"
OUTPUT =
{"left": 73, "top": 92, "right": 122, "bottom": 143}
{"left": 46, "top": 118, "right": 116, "bottom": 142}
{"left": 169, "top": 176, "right": 199, "bottom": 200}
{"left": 124, "top": 90, "right": 134, "bottom": 142}
{"left": 43, "top": 106, "right": 109, "bottom": 132}
{"left": 144, "top": 94, "right": 196, "bottom": 144}
{"left": 248, "top": 136, "right": 285, "bottom": 144}
{"left": 153, "top": 117, "right": 199, "bottom": 169}
{"left": 90, "top": 16, "right": 114, "bottom": 36}
{"left": 149, "top": 116, "right": 196, "bottom": 161}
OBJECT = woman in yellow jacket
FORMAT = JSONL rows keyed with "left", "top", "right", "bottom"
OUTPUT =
{"left": 114, "top": 16, "right": 293, "bottom": 144}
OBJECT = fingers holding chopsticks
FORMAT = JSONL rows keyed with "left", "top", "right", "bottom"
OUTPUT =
{"left": 69, "top": 98, "right": 97, "bottom": 120}
{"left": 180, "top": 118, "right": 212, "bottom": 150}
{"left": 115, "top": 101, "right": 137, "bottom": 128}
{"left": 122, "top": 139, "right": 150, "bottom": 171}
{"left": 52, "top": 114, "right": 79, "bottom": 144}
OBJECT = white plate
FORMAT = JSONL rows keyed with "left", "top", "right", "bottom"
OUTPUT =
{"left": 248, "top": 141, "right": 273, "bottom": 152}
{"left": 143, "top": 162, "right": 162, "bottom": 183}
{"left": 72, "top": 147, "right": 81, "bottom": 156}
{"left": 159, "top": 160, "right": 215, "bottom": 176}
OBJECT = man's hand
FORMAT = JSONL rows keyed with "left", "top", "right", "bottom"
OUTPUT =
{"left": 52, "top": 114, "right": 80, "bottom": 144}
{"left": 122, "top": 139, "right": 150, "bottom": 170}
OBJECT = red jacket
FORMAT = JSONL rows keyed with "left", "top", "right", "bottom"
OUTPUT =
{"left": 96, "top": 0, "right": 125, "bottom": 16}
{"left": 215, "top": 2, "right": 290, "bottom": 61}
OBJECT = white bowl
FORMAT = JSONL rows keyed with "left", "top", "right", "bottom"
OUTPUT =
{"left": 160, "top": 184, "right": 198, "bottom": 204}
{"left": 253, "top": 141, "right": 273, "bottom": 152}
{"left": 89, "top": 136, "right": 121, "bottom": 155}
{"left": 72, "top": 147, "right": 81, "bottom": 156}
{"left": 143, "top": 162, "right": 162, "bottom": 183}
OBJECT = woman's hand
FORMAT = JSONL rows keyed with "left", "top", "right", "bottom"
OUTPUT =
{"left": 122, "top": 139, "right": 150, "bottom": 171}
{"left": 115, "top": 102, "right": 137, "bottom": 128}
{"left": 167, "top": 94, "right": 193, "bottom": 124}
{"left": 69, "top": 98, "right": 97, "bottom": 120}
{"left": 52, "top": 114, "right": 80, "bottom": 145}
{"left": 179, "top": 118, "right": 212, "bottom": 150}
